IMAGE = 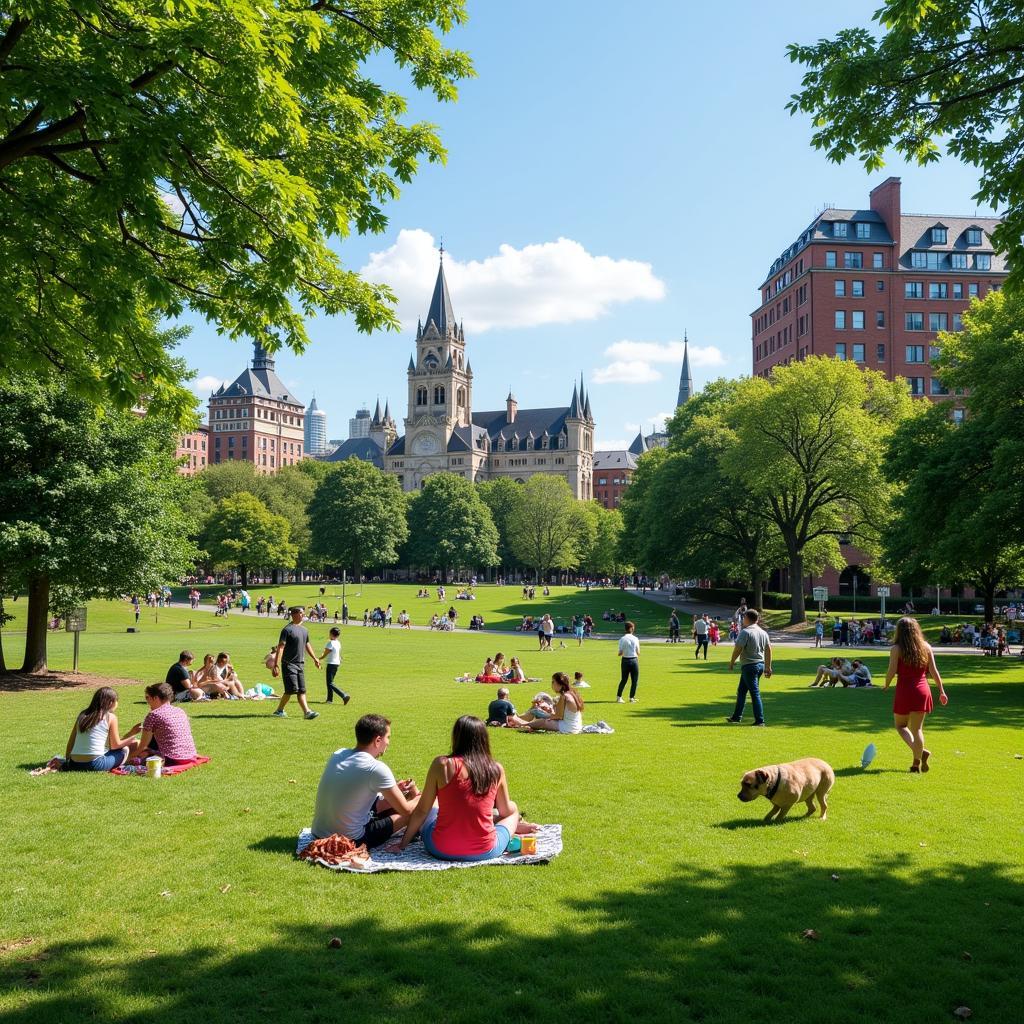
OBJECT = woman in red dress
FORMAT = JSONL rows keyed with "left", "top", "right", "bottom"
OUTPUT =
{"left": 884, "top": 617, "right": 947, "bottom": 772}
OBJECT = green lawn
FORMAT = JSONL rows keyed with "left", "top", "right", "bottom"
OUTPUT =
{"left": 1, "top": 601, "right": 1021, "bottom": 1023}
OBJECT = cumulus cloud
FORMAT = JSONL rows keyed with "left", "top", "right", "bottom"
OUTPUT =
{"left": 360, "top": 229, "right": 665, "bottom": 332}
{"left": 592, "top": 338, "right": 725, "bottom": 385}
{"left": 193, "top": 375, "right": 229, "bottom": 395}
{"left": 595, "top": 438, "right": 631, "bottom": 451}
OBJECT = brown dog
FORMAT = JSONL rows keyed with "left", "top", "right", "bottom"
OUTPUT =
{"left": 737, "top": 757, "right": 835, "bottom": 822}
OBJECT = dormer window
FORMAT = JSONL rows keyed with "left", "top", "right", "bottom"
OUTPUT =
{"left": 976, "top": 254, "right": 992, "bottom": 270}
{"left": 833, "top": 222, "right": 848, "bottom": 237}
{"left": 856, "top": 223, "right": 870, "bottom": 239}
{"left": 931, "top": 226, "right": 947, "bottom": 244}
{"left": 541, "top": 435, "right": 549, "bottom": 450}
{"left": 966, "top": 227, "right": 983, "bottom": 246}
{"left": 510, "top": 436, "right": 519, "bottom": 451}
{"left": 496, "top": 437, "right": 505, "bottom": 452}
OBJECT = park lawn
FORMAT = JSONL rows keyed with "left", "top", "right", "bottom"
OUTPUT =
{"left": 1, "top": 614, "right": 1021, "bottom": 1024}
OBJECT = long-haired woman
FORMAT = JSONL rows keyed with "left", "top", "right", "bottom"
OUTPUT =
{"left": 519, "top": 672, "right": 584, "bottom": 734}
{"left": 884, "top": 617, "right": 947, "bottom": 772}
{"left": 63, "top": 687, "right": 139, "bottom": 771}
{"left": 399, "top": 716, "right": 525, "bottom": 860}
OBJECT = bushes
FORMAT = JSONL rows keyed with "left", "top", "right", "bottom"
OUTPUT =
{"left": 687, "top": 587, "right": 791, "bottom": 610}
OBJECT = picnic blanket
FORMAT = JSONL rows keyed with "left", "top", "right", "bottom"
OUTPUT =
{"left": 112, "top": 755, "right": 211, "bottom": 776}
{"left": 581, "top": 721, "right": 614, "bottom": 734}
{"left": 296, "top": 823, "right": 562, "bottom": 873}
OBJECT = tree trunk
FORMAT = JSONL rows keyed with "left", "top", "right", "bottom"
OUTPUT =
{"left": 788, "top": 552, "right": 805, "bottom": 625}
{"left": 240, "top": 564, "right": 249, "bottom": 588}
{"left": 980, "top": 578, "right": 996, "bottom": 623}
{"left": 750, "top": 568, "right": 765, "bottom": 613}
{"left": 21, "top": 572, "right": 50, "bottom": 673}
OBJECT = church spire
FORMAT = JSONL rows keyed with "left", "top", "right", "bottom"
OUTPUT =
{"left": 252, "top": 341, "right": 274, "bottom": 371}
{"left": 425, "top": 249, "right": 456, "bottom": 336}
{"left": 677, "top": 332, "right": 694, "bottom": 407}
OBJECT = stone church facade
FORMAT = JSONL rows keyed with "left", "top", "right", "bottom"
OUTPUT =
{"left": 383, "top": 260, "right": 595, "bottom": 499}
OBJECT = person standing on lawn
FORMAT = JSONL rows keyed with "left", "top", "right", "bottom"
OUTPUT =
{"left": 726, "top": 609, "right": 772, "bottom": 726}
{"left": 271, "top": 607, "right": 321, "bottom": 719}
{"left": 616, "top": 621, "right": 641, "bottom": 703}
{"left": 321, "top": 627, "right": 351, "bottom": 706}
{"left": 693, "top": 613, "right": 710, "bottom": 660}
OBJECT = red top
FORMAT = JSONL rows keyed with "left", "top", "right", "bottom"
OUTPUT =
{"left": 893, "top": 657, "right": 933, "bottom": 715}
{"left": 429, "top": 756, "right": 498, "bottom": 856}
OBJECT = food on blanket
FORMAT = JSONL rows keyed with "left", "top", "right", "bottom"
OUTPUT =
{"left": 299, "top": 833, "right": 370, "bottom": 867}
{"left": 519, "top": 835, "right": 537, "bottom": 855}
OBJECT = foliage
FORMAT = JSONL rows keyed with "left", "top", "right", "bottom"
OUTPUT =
{"left": 0, "top": 375, "right": 197, "bottom": 671}
{"left": 786, "top": 0, "right": 1024, "bottom": 289}
{"left": 405, "top": 472, "right": 498, "bottom": 577}
{"left": 617, "top": 446, "right": 670, "bottom": 573}
{"left": 476, "top": 477, "right": 524, "bottom": 569}
{"left": 508, "top": 475, "right": 591, "bottom": 579}
{"left": 307, "top": 459, "right": 408, "bottom": 580}
{"left": 201, "top": 492, "right": 297, "bottom": 586}
{"left": 0, "top": 2, "right": 473, "bottom": 414}
{"left": 583, "top": 504, "right": 629, "bottom": 577}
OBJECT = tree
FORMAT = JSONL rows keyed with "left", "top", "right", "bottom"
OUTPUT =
{"left": 618, "top": 446, "right": 670, "bottom": 574}
{"left": 726, "top": 357, "right": 913, "bottom": 624}
{"left": 583, "top": 505, "right": 630, "bottom": 578}
{"left": 0, "top": 376, "right": 197, "bottom": 673}
{"left": 0, "top": 2, "right": 472, "bottom": 413}
{"left": 508, "top": 475, "right": 590, "bottom": 582}
{"left": 308, "top": 460, "right": 408, "bottom": 582}
{"left": 786, "top": 1, "right": 1024, "bottom": 289}
{"left": 201, "top": 492, "right": 296, "bottom": 587}
{"left": 477, "top": 477, "right": 524, "bottom": 573}
{"left": 405, "top": 473, "right": 498, "bottom": 581}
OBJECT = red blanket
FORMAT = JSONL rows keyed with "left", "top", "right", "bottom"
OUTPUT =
{"left": 112, "top": 756, "right": 210, "bottom": 776}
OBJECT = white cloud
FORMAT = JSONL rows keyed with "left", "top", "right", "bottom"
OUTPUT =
{"left": 360, "top": 229, "right": 665, "bottom": 332}
{"left": 623, "top": 421, "right": 640, "bottom": 433}
{"left": 193, "top": 375, "right": 229, "bottom": 395}
{"left": 592, "top": 338, "right": 725, "bottom": 386}
{"left": 595, "top": 438, "right": 631, "bottom": 451}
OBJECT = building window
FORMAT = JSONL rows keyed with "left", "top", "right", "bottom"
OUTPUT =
{"left": 952, "top": 408, "right": 965, "bottom": 423}
{"left": 227, "top": 436, "right": 235, "bottom": 448}
{"left": 929, "top": 313, "right": 948, "bottom": 332}
{"left": 908, "top": 377, "right": 926, "bottom": 396}
{"left": 872, "top": 252, "right": 883, "bottom": 269}
{"left": 852, "top": 280, "right": 864, "bottom": 297}
{"left": 966, "top": 228, "right": 983, "bottom": 245}
{"left": 416, "top": 386, "right": 427, "bottom": 406}
{"left": 852, "top": 343, "right": 866, "bottom": 363}
{"left": 875, "top": 279, "right": 884, "bottom": 292}
{"left": 825, "top": 251, "right": 837, "bottom": 268}
{"left": 929, "top": 344, "right": 941, "bottom": 362}
{"left": 912, "top": 251, "right": 941, "bottom": 269}
{"left": 929, "top": 283, "right": 947, "bottom": 299}
{"left": 843, "top": 251, "right": 863, "bottom": 269}
{"left": 876, "top": 343, "right": 886, "bottom": 361}
{"left": 457, "top": 387, "right": 466, "bottom": 407}
{"left": 852, "top": 311, "right": 865, "bottom": 330}
{"left": 976, "top": 254, "right": 991, "bottom": 270}
{"left": 905, "top": 312, "right": 924, "bottom": 331}
{"left": 931, "top": 226, "right": 947, "bottom": 243}
{"left": 834, "top": 310, "right": 846, "bottom": 330}
{"left": 968, "top": 283, "right": 979, "bottom": 298}
{"left": 834, "top": 280, "right": 846, "bottom": 297}
{"left": 876, "top": 311, "right": 885, "bottom": 328}
{"left": 953, "top": 283, "right": 963, "bottom": 299}
{"left": 433, "top": 385, "right": 445, "bottom": 405}
{"left": 905, "top": 281, "right": 923, "bottom": 299}
{"left": 833, "top": 221, "right": 848, "bottom": 237}
{"left": 952, "top": 313, "right": 963, "bottom": 331}
{"left": 951, "top": 253, "right": 968, "bottom": 269}
{"left": 856, "top": 223, "right": 871, "bottom": 239}
{"left": 906, "top": 345, "right": 925, "bottom": 363}
{"left": 835, "top": 343, "right": 847, "bottom": 360}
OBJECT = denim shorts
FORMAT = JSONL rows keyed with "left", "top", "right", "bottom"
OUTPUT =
{"left": 420, "top": 817, "right": 511, "bottom": 861}
{"left": 66, "top": 748, "right": 129, "bottom": 772}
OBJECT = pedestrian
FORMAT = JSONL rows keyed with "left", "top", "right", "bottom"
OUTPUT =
{"left": 321, "top": 627, "right": 351, "bottom": 706}
{"left": 668, "top": 611, "right": 680, "bottom": 644}
{"left": 883, "top": 616, "right": 946, "bottom": 772}
{"left": 726, "top": 609, "right": 772, "bottom": 726}
{"left": 814, "top": 617, "right": 824, "bottom": 648}
{"left": 342, "top": 602, "right": 349, "bottom": 624}
{"left": 616, "top": 621, "right": 640, "bottom": 703}
{"left": 693, "top": 613, "right": 710, "bottom": 660}
{"left": 271, "top": 606, "right": 321, "bottom": 720}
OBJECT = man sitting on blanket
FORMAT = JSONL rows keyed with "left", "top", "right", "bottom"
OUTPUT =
{"left": 310, "top": 714, "right": 421, "bottom": 849}
{"left": 132, "top": 682, "right": 199, "bottom": 764}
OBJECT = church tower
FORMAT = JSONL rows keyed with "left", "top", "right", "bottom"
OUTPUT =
{"left": 404, "top": 254, "right": 473, "bottom": 460}
{"left": 677, "top": 332, "right": 694, "bottom": 406}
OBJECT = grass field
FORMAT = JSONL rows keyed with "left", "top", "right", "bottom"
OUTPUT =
{"left": 1, "top": 594, "right": 1022, "bottom": 1024}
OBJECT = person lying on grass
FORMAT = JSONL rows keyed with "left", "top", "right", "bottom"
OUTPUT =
{"left": 310, "top": 714, "right": 420, "bottom": 850}
{"left": 399, "top": 716, "right": 536, "bottom": 861}
{"left": 64, "top": 686, "right": 139, "bottom": 772}
{"left": 503, "top": 692, "right": 555, "bottom": 728}
{"left": 131, "top": 682, "right": 199, "bottom": 765}
{"left": 512, "top": 673, "right": 584, "bottom": 734}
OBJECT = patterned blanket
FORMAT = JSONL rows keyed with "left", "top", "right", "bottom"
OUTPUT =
{"left": 296, "top": 824, "right": 562, "bottom": 873}
{"left": 112, "top": 756, "right": 211, "bottom": 776}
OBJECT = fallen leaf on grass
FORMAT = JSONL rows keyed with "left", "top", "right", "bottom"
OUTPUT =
{"left": 219, "top": 884, "right": 232, "bottom": 894}
{"left": 919, "top": 842, "right": 928, "bottom": 847}
{"left": 146, "top": 949, "right": 158, "bottom": 954}
{"left": 193, "top": 810, "right": 204, "bottom": 816}
{"left": 1014, "top": 754, "right": 1022, "bottom": 760}
{"left": 801, "top": 929, "right": 820, "bottom": 941}
{"left": 0, "top": 938, "right": 35, "bottom": 953}
{"left": 953, "top": 1007, "right": 972, "bottom": 1019}
{"left": 243, "top": 807, "right": 252, "bottom": 813}
{"left": 288, "top": 779, "right": 297, "bottom": 785}
{"left": 159, "top": 891, "right": 172, "bottom": 899}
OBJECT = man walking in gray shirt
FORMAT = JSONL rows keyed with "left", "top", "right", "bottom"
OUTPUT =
{"left": 726, "top": 609, "right": 772, "bottom": 726}
{"left": 271, "top": 606, "right": 321, "bottom": 719}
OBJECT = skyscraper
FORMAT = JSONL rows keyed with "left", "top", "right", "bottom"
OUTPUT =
{"left": 304, "top": 395, "right": 328, "bottom": 456}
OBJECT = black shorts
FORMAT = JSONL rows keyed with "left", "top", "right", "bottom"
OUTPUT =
{"left": 283, "top": 664, "right": 306, "bottom": 695}
{"left": 356, "top": 811, "right": 395, "bottom": 849}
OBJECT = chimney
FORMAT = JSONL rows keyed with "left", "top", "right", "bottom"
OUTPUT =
{"left": 869, "top": 176, "right": 901, "bottom": 256}
{"left": 506, "top": 391, "right": 517, "bottom": 424}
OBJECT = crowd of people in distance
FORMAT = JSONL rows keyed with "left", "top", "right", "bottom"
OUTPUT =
{"left": 813, "top": 615, "right": 890, "bottom": 647}
{"left": 938, "top": 622, "right": 1019, "bottom": 655}
{"left": 255, "top": 595, "right": 288, "bottom": 617}
{"left": 468, "top": 652, "right": 526, "bottom": 684}
{"left": 362, "top": 605, "right": 394, "bottom": 627}
{"left": 809, "top": 657, "right": 874, "bottom": 688}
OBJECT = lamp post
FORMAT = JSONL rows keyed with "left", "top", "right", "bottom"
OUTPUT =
{"left": 853, "top": 573, "right": 858, "bottom": 615}
{"left": 342, "top": 568, "right": 346, "bottom": 622}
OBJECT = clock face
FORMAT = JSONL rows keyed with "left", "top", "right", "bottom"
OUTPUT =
{"left": 413, "top": 433, "right": 439, "bottom": 455}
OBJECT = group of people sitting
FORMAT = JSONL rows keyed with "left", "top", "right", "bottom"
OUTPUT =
{"left": 602, "top": 610, "right": 628, "bottom": 622}
{"left": 165, "top": 650, "right": 251, "bottom": 701}
{"left": 472, "top": 653, "right": 527, "bottom": 683}
{"left": 311, "top": 714, "right": 538, "bottom": 861}
{"left": 939, "top": 622, "right": 1018, "bottom": 655}
{"left": 468, "top": 614, "right": 486, "bottom": 630}
{"left": 62, "top": 683, "right": 199, "bottom": 772}
{"left": 809, "top": 657, "right": 874, "bottom": 688}
{"left": 429, "top": 609, "right": 458, "bottom": 631}
{"left": 485, "top": 672, "right": 587, "bottom": 734}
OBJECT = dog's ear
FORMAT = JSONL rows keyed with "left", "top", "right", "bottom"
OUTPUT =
{"left": 755, "top": 769, "right": 769, "bottom": 784}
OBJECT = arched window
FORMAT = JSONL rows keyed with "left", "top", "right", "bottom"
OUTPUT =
{"left": 434, "top": 385, "right": 445, "bottom": 405}
{"left": 416, "top": 386, "right": 428, "bottom": 406}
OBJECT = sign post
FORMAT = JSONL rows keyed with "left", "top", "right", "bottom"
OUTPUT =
{"left": 812, "top": 586, "right": 828, "bottom": 616}
{"left": 876, "top": 586, "right": 890, "bottom": 625}
{"left": 65, "top": 606, "right": 88, "bottom": 673}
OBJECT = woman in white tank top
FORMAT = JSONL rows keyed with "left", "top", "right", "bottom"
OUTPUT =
{"left": 64, "top": 687, "right": 138, "bottom": 772}
{"left": 516, "top": 673, "right": 584, "bottom": 734}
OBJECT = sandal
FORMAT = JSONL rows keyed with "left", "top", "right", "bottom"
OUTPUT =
{"left": 921, "top": 749, "right": 931, "bottom": 772}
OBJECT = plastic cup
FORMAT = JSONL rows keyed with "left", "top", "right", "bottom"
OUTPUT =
{"left": 519, "top": 835, "right": 537, "bottom": 855}
{"left": 146, "top": 756, "right": 163, "bottom": 778}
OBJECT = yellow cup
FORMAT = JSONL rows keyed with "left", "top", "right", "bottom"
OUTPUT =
{"left": 519, "top": 834, "right": 537, "bottom": 855}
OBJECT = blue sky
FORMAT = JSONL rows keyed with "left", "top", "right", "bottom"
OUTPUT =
{"left": 177, "top": 1, "right": 997, "bottom": 449}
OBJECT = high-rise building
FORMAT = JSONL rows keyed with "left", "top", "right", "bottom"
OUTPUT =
{"left": 752, "top": 177, "right": 1007, "bottom": 415}
{"left": 349, "top": 406, "right": 372, "bottom": 439}
{"left": 208, "top": 343, "right": 305, "bottom": 470}
{"left": 304, "top": 395, "right": 328, "bottom": 456}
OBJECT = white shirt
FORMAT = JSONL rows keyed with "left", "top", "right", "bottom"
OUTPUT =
{"left": 619, "top": 634, "right": 640, "bottom": 658}
{"left": 325, "top": 638, "right": 341, "bottom": 666}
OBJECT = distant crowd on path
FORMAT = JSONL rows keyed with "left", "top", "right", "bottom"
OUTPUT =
{"left": 939, "top": 622, "right": 1019, "bottom": 655}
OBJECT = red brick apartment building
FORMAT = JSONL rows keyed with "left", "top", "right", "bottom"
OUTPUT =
{"left": 752, "top": 177, "right": 1007, "bottom": 412}
{"left": 176, "top": 426, "right": 209, "bottom": 475}
{"left": 751, "top": 178, "right": 1008, "bottom": 600}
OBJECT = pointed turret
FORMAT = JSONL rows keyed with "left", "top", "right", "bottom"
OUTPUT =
{"left": 677, "top": 332, "right": 694, "bottom": 407}
{"left": 408, "top": 354, "right": 415, "bottom": 373}
{"left": 568, "top": 382, "right": 582, "bottom": 419}
{"left": 383, "top": 400, "right": 393, "bottom": 424}
{"left": 372, "top": 398, "right": 382, "bottom": 426}
{"left": 584, "top": 391, "right": 593, "bottom": 422}
{"left": 424, "top": 254, "right": 456, "bottom": 336}
{"left": 628, "top": 432, "right": 648, "bottom": 456}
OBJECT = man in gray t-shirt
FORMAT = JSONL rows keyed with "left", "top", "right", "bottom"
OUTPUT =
{"left": 726, "top": 610, "right": 772, "bottom": 725}
{"left": 271, "top": 607, "right": 321, "bottom": 720}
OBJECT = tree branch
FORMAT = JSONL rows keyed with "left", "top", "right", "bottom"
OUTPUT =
{"left": 0, "top": 16, "right": 30, "bottom": 66}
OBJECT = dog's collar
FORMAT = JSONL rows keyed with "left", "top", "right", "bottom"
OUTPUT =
{"left": 766, "top": 766, "right": 783, "bottom": 800}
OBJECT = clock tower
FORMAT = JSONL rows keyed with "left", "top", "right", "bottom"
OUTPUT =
{"left": 404, "top": 254, "right": 473, "bottom": 465}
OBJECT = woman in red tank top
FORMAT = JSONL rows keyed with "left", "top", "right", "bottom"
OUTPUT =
{"left": 400, "top": 716, "right": 529, "bottom": 861}
{"left": 884, "top": 617, "right": 947, "bottom": 773}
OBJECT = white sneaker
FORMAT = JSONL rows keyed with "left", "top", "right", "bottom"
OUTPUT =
{"left": 304, "top": 710, "right": 320, "bottom": 720}
{"left": 616, "top": 697, "right": 624, "bottom": 704}
{"left": 629, "top": 697, "right": 638, "bottom": 703}
{"left": 272, "top": 710, "right": 287, "bottom": 718}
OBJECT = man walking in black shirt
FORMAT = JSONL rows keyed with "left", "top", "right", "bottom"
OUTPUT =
{"left": 271, "top": 607, "right": 321, "bottom": 719}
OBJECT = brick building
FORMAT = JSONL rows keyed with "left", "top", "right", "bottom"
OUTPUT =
{"left": 176, "top": 426, "right": 209, "bottom": 475}
{"left": 208, "top": 343, "right": 305, "bottom": 470}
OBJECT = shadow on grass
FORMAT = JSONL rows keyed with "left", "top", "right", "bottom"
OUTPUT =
{"left": 1, "top": 861, "right": 1019, "bottom": 1024}
{"left": 248, "top": 835, "right": 299, "bottom": 856}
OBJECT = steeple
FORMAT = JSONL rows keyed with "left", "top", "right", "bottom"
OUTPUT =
{"left": 677, "top": 332, "right": 694, "bottom": 407}
{"left": 383, "top": 400, "right": 392, "bottom": 424}
{"left": 372, "top": 398, "right": 382, "bottom": 426}
{"left": 568, "top": 382, "right": 582, "bottom": 419}
{"left": 252, "top": 341, "right": 275, "bottom": 371}
{"left": 424, "top": 252, "right": 456, "bottom": 336}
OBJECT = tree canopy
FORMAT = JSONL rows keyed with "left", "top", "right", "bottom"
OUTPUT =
{"left": 787, "top": 0, "right": 1024, "bottom": 289}
{"left": 0, "top": 2, "right": 472, "bottom": 415}
{"left": 476, "top": 477, "right": 524, "bottom": 570}
{"left": 201, "top": 491, "right": 297, "bottom": 588}
{"left": 508, "top": 475, "right": 590, "bottom": 580}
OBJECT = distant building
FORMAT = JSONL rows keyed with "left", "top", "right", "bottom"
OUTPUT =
{"left": 208, "top": 343, "right": 305, "bottom": 470}
{"left": 176, "top": 425, "right": 210, "bottom": 476}
{"left": 644, "top": 334, "right": 694, "bottom": 449}
{"left": 348, "top": 405, "right": 372, "bottom": 439}
{"left": 304, "top": 395, "right": 329, "bottom": 456}
{"left": 321, "top": 399, "right": 397, "bottom": 470}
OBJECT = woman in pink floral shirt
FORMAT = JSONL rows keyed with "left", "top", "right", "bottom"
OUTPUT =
{"left": 134, "top": 682, "right": 198, "bottom": 764}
